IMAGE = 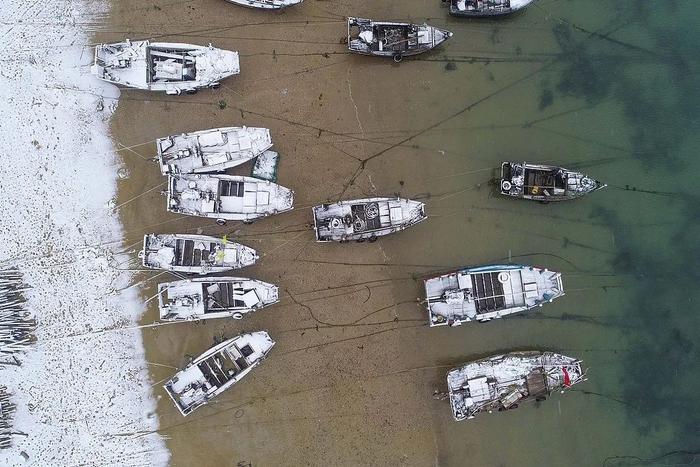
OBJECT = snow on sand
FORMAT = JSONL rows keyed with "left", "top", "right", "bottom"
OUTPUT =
{"left": 0, "top": 1, "right": 169, "bottom": 465}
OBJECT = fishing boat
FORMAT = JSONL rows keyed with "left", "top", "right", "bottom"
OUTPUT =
{"left": 158, "top": 277, "right": 279, "bottom": 321}
{"left": 347, "top": 17, "right": 452, "bottom": 62}
{"left": 446, "top": 351, "right": 585, "bottom": 421}
{"left": 500, "top": 162, "right": 606, "bottom": 202}
{"left": 157, "top": 127, "right": 272, "bottom": 175}
{"left": 91, "top": 40, "right": 239, "bottom": 94}
{"left": 164, "top": 331, "right": 275, "bottom": 416}
{"left": 224, "top": 0, "right": 303, "bottom": 8}
{"left": 313, "top": 197, "right": 426, "bottom": 242}
{"left": 166, "top": 174, "right": 294, "bottom": 224}
{"left": 424, "top": 264, "right": 564, "bottom": 326}
{"left": 140, "top": 234, "right": 258, "bottom": 274}
{"left": 444, "top": 0, "right": 536, "bottom": 17}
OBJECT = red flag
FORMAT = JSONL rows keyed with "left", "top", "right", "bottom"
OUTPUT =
{"left": 562, "top": 367, "right": 571, "bottom": 387}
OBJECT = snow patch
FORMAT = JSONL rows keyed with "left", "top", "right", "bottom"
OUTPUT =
{"left": 0, "top": 1, "right": 169, "bottom": 465}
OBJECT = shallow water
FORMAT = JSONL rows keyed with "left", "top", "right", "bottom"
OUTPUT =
{"left": 101, "top": 0, "right": 699, "bottom": 465}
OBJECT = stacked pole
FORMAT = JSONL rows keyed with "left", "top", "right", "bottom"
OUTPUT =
{"left": 0, "top": 268, "right": 34, "bottom": 449}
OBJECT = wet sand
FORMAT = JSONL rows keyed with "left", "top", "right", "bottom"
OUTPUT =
{"left": 99, "top": 0, "right": 698, "bottom": 466}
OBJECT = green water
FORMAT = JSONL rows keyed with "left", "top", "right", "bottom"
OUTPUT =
{"left": 387, "top": 0, "right": 700, "bottom": 465}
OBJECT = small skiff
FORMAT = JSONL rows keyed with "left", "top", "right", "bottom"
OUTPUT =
{"left": 167, "top": 174, "right": 294, "bottom": 224}
{"left": 158, "top": 277, "right": 279, "bottom": 321}
{"left": 140, "top": 234, "right": 258, "bottom": 274}
{"left": 157, "top": 127, "right": 272, "bottom": 175}
{"left": 91, "top": 40, "right": 239, "bottom": 94}
{"left": 447, "top": 351, "right": 585, "bottom": 421}
{"left": 500, "top": 161, "right": 606, "bottom": 202}
{"left": 313, "top": 197, "right": 426, "bottom": 242}
{"left": 445, "top": 0, "right": 536, "bottom": 17}
{"left": 164, "top": 331, "right": 275, "bottom": 416}
{"left": 224, "top": 0, "right": 303, "bottom": 8}
{"left": 425, "top": 264, "right": 564, "bottom": 326}
{"left": 347, "top": 17, "right": 452, "bottom": 62}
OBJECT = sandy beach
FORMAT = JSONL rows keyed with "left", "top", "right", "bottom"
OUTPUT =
{"left": 98, "top": 0, "right": 700, "bottom": 466}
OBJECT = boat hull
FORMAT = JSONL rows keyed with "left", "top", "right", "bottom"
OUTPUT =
{"left": 424, "top": 264, "right": 564, "bottom": 326}
{"left": 447, "top": 0, "right": 535, "bottom": 17}
{"left": 447, "top": 351, "right": 584, "bottom": 421}
{"left": 347, "top": 17, "right": 452, "bottom": 60}
{"left": 224, "top": 0, "right": 303, "bottom": 8}
{"left": 158, "top": 277, "right": 279, "bottom": 321}
{"left": 313, "top": 197, "right": 426, "bottom": 242}
{"left": 500, "top": 161, "right": 606, "bottom": 202}
{"left": 166, "top": 174, "right": 294, "bottom": 222}
{"left": 141, "top": 233, "right": 258, "bottom": 274}
{"left": 91, "top": 40, "right": 239, "bottom": 94}
{"left": 164, "top": 331, "right": 275, "bottom": 416}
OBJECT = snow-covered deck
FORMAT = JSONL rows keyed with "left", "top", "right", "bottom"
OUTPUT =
{"left": 447, "top": 352, "right": 583, "bottom": 421}
{"left": 165, "top": 331, "right": 275, "bottom": 416}
{"left": 313, "top": 197, "right": 426, "bottom": 241}
{"left": 425, "top": 264, "right": 563, "bottom": 326}
{"left": 158, "top": 277, "right": 279, "bottom": 321}
{"left": 158, "top": 127, "right": 272, "bottom": 174}
{"left": 167, "top": 174, "right": 294, "bottom": 221}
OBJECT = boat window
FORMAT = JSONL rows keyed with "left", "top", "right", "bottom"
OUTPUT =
{"left": 219, "top": 180, "right": 244, "bottom": 197}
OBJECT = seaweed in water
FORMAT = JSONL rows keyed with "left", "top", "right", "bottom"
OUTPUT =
{"left": 590, "top": 205, "right": 700, "bottom": 447}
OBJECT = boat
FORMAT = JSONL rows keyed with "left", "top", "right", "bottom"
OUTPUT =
{"left": 445, "top": 0, "right": 536, "bottom": 17}
{"left": 500, "top": 162, "right": 606, "bottom": 202}
{"left": 424, "top": 264, "right": 564, "bottom": 326}
{"left": 313, "top": 197, "right": 426, "bottom": 242}
{"left": 447, "top": 351, "right": 585, "bottom": 421}
{"left": 164, "top": 331, "right": 275, "bottom": 416}
{"left": 224, "top": 0, "right": 303, "bottom": 8}
{"left": 157, "top": 127, "right": 272, "bottom": 175}
{"left": 347, "top": 17, "right": 452, "bottom": 62}
{"left": 166, "top": 174, "right": 294, "bottom": 224}
{"left": 91, "top": 39, "right": 240, "bottom": 94}
{"left": 158, "top": 277, "right": 279, "bottom": 321}
{"left": 140, "top": 234, "right": 258, "bottom": 274}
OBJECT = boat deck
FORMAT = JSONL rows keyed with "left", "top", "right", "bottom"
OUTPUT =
{"left": 426, "top": 265, "right": 562, "bottom": 325}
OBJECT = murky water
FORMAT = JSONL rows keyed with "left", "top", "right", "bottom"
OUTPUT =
{"left": 102, "top": 0, "right": 699, "bottom": 465}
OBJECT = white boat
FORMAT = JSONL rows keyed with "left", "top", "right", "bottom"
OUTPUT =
{"left": 424, "top": 264, "right": 564, "bottom": 326}
{"left": 158, "top": 277, "right": 279, "bottom": 321}
{"left": 445, "top": 0, "right": 536, "bottom": 17}
{"left": 500, "top": 161, "right": 606, "bottom": 202}
{"left": 140, "top": 234, "right": 258, "bottom": 274}
{"left": 164, "top": 331, "right": 275, "bottom": 416}
{"left": 91, "top": 40, "right": 240, "bottom": 94}
{"left": 157, "top": 127, "right": 272, "bottom": 175}
{"left": 347, "top": 17, "right": 452, "bottom": 62}
{"left": 167, "top": 174, "right": 294, "bottom": 224}
{"left": 313, "top": 197, "right": 426, "bottom": 242}
{"left": 447, "top": 351, "right": 585, "bottom": 421}
{"left": 224, "top": 0, "right": 303, "bottom": 8}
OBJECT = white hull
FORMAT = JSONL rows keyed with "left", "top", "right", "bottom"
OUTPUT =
{"left": 313, "top": 197, "right": 426, "bottom": 242}
{"left": 157, "top": 127, "right": 272, "bottom": 175}
{"left": 158, "top": 277, "right": 279, "bottom": 321}
{"left": 164, "top": 331, "right": 275, "bottom": 416}
{"left": 91, "top": 40, "right": 239, "bottom": 94}
{"left": 425, "top": 264, "right": 564, "bottom": 326}
{"left": 141, "top": 233, "right": 258, "bottom": 274}
{"left": 167, "top": 174, "right": 294, "bottom": 222}
{"left": 447, "top": 351, "right": 584, "bottom": 421}
{"left": 224, "top": 0, "right": 303, "bottom": 8}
